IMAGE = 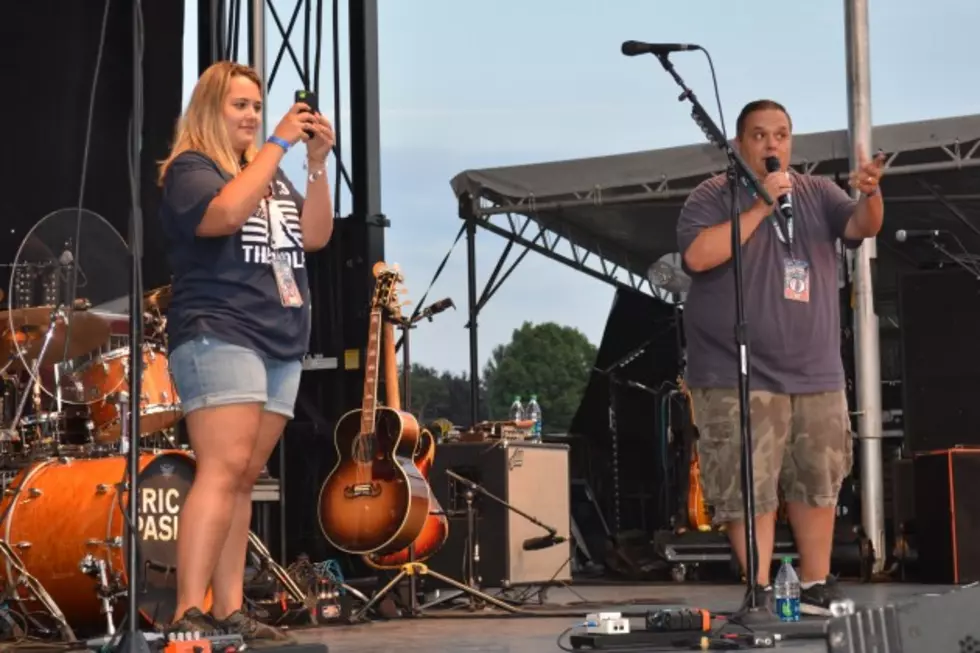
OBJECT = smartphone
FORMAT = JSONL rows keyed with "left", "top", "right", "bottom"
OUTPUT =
{"left": 295, "top": 89, "right": 318, "bottom": 113}
{"left": 295, "top": 90, "right": 318, "bottom": 139}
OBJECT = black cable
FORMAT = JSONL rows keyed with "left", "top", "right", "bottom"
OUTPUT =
{"left": 331, "top": 0, "right": 342, "bottom": 217}
{"left": 63, "top": 0, "right": 113, "bottom": 362}
{"left": 313, "top": 0, "right": 323, "bottom": 98}
{"left": 303, "top": 0, "right": 311, "bottom": 88}
{"left": 700, "top": 49, "right": 728, "bottom": 142}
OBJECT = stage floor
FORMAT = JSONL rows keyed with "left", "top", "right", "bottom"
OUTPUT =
{"left": 286, "top": 580, "right": 952, "bottom": 652}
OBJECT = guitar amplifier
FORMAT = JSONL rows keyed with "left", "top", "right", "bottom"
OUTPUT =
{"left": 425, "top": 441, "right": 572, "bottom": 588}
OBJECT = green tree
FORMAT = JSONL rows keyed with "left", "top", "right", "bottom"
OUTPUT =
{"left": 482, "top": 321, "right": 597, "bottom": 433}
{"left": 403, "top": 364, "right": 449, "bottom": 424}
{"left": 401, "top": 364, "right": 489, "bottom": 427}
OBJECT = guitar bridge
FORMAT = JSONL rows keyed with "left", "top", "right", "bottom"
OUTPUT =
{"left": 344, "top": 483, "right": 382, "bottom": 498}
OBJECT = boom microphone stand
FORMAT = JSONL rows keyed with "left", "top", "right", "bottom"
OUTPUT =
{"left": 374, "top": 297, "right": 454, "bottom": 616}
{"left": 116, "top": 2, "right": 149, "bottom": 651}
{"left": 624, "top": 42, "right": 789, "bottom": 614}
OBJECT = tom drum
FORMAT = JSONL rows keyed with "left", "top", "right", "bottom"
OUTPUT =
{"left": 74, "top": 346, "right": 181, "bottom": 442}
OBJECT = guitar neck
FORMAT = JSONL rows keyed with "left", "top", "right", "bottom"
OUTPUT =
{"left": 360, "top": 309, "right": 383, "bottom": 434}
{"left": 383, "top": 318, "right": 401, "bottom": 411}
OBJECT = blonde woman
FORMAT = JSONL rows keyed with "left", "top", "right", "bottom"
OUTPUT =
{"left": 158, "top": 61, "right": 334, "bottom": 641}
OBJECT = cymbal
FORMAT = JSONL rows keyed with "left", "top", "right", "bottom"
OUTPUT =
{"left": 0, "top": 306, "right": 111, "bottom": 371}
{"left": 143, "top": 285, "right": 172, "bottom": 313}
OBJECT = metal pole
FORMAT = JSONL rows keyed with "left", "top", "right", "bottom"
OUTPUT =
{"left": 466, "top": 214, "right": 479, "bottom": 425}
{"left": 251, "top": 0, "right": 267, "bottom": 142}
{"left": 844, "top": 0, "right": 885, "bottom": 575}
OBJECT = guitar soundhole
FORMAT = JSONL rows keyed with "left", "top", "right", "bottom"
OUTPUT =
{"left": 352, "top": 432, "right": 377, "bottom": 464}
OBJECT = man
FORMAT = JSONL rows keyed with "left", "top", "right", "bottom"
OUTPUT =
{"left": 676, "top": 99, "right": 884, "bottom": 617}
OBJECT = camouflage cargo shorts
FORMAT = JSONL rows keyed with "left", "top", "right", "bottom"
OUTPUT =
{"left": 689, "top": 388, "right": 853, "bottom": 524}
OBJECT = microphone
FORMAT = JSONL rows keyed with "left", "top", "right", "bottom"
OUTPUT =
{"left": 895, "top": 229, "right": 943, "bottom": 242}
{"left": 620, "top": 41, "right": 699, "bottom": 57}
{"left": 764, "top": 156, "right": 793, "bottom": 220}
{"left": 421, "top": 297, "right": 455, "bottom": 320}
{"left": 522, "top": 533, "right": 567, "bottom": 551}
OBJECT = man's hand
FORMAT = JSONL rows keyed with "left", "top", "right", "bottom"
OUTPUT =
{"left": 848, "top": 147, "right": 886, "bottom": 196}
{"left": 752, "top": 170, "right": 793, "bottom": 214}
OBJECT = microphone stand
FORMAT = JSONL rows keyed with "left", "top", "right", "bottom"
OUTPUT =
{"left": 650, "top": 51, "right": 787, "bottom": 615}
{"left": 593, "top": 338, "right": 658, "bottom": 535}
{"left": 379, "top": 298, "right": 453, "bottom": 616}
{"left": 915, "top": 181, "right": 980, "bottom": 279}
{"left": 925, "top": 238, "right": 980, "bottom": 280}
{"left": 444, "top": 469, "right": 560, "bottom": 536}
{"left": 392, "top": 297, "right": 456, "bottom": 412}
{"left": 115, "top": 2, "right": 149, "bottom": 651}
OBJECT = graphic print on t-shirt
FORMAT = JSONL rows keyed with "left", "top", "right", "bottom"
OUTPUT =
{"left": 240, "top": 192, "right": 306, "bottom": 269}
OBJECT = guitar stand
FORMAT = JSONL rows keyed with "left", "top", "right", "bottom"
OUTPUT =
{"left": 354, "top": 298, "right": 460, "bottom": 621}
{"left": 352, "top": 488, "right": 521, "bottom": 621}
{"left": 351, "top": 560, "right": 520, "bottom": 622}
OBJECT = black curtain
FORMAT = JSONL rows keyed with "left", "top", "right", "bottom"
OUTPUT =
{"left": 3, "top": 0, "right": 184, "bottom": 293}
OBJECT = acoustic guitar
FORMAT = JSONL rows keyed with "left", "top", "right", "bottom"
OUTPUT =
{"left": 362, "top": 299, "right": 449, "bottom": 569}
{"left": 679, "top": 377, "right": 712, "bottom": 532}
{"left": 317, "top": 263, "right": 430, "bottom": 555}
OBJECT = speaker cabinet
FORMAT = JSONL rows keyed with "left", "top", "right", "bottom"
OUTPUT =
{"left": 913, "top": 448, "right": 980, "bottom": 583}
{"left": 899, "top": 269, "right": 980, "bottom": 452}
{"left": 426, "top": 442, "right": 571, "bottom": 587}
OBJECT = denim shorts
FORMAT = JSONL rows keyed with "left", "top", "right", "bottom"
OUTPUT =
{"left": 169, "top": 334, "right": 303, "bottom": 418}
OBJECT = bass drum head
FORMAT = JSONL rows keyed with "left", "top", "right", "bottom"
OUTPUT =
{"left": 130, "top": 451, "right": 198, "bottom": 627}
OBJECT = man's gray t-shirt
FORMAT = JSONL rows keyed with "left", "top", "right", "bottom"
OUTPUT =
{"left": 677, "top": 172, "right": 859, "bottom": 394}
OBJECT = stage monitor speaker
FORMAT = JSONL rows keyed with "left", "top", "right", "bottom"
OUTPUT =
{"left": 898, "top": 268, "right": 980, "bottom": 452}
{"left": 913, "top": 448, "right": 980, "bottom": 584}
{"left": 825, "top": 582, "right": 980, "bottom": 653}
{"left": 426, "top": 442, "right": 572, "bottom": 588}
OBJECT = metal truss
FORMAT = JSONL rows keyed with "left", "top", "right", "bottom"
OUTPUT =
{"left": 464, "top": 138, "right": 980, "bottom": 305}
{"left": 214, "top": 0, "right": 354, "bottom": 199}
{"left": 466, "top": 209, "right": 667, "bottom": 313}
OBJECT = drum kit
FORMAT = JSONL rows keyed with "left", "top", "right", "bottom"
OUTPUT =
{"left": 0, "top": 282, "right": 200, "bottom": 642}
{"left": 0, "top": 209, "right": 323, "bottom": 648}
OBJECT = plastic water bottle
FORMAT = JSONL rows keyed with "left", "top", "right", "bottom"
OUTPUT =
{"left": 774, "top": 557, "right": 801, "bottom": 622}
{"left": 526, "top": 395, "right": 542, "bottom": 442}
{"left": 509, "top": 396, "right": 524, "bottom": 421}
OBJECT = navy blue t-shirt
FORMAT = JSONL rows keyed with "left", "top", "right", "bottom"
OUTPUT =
{"left": 159, "top": 150, "right": 312, "bottom": 361}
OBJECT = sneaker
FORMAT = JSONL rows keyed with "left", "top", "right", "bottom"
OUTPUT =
{"left": 730, "top": 584, "right": 775, "bottom": 625}
{"left": 800, "top": 575, "right": 847, "bottom": 617}
{"left": 165, "top": 607, "right": 222, "bottom": 637}
{"left": 215, "top": 608, "right": 295, "bottom": 643}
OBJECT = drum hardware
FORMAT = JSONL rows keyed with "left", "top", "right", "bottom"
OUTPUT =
{"left": 79, "top": 553, "right": 121, "bottom": 637}
{"left": 0, "top": 304, "right": 111, "bottom": 374}
{"left": 0, "top": 307, "right": 65, "bottom": 447}
{"left": 0, "top": 538, "right": 76, "bottom": 642}
{"left": 248, "top": 531, "right": 310, "bottom": 609}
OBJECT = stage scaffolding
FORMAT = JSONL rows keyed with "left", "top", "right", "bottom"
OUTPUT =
{"left": 451, "top": 98, "right": 980, "bottom": 576}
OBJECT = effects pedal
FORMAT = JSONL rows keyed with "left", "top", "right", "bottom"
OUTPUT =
{"left": 646, "top": 607, "right": 712, "bottom": 632}
{"left": 163, "top": 633, "right": 245, "bottom": 653}
{"left": 585, "top": 612, "right": 630, "bottom": 635}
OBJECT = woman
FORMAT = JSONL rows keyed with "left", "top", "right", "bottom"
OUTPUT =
{"left": 157, "top": 60, "right": 334, "bottom": 641}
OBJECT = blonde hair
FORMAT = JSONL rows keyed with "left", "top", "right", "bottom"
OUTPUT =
{"left": 158, "top": 61, "right": 262, "bottom": 185}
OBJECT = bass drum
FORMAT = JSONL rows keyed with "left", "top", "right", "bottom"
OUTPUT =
{"left": 0, "top": 452, "right": 208, "bottom": 632}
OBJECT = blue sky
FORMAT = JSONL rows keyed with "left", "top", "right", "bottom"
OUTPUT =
{"left": 181, "top": 0, "right": 980, "bottom": 374}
